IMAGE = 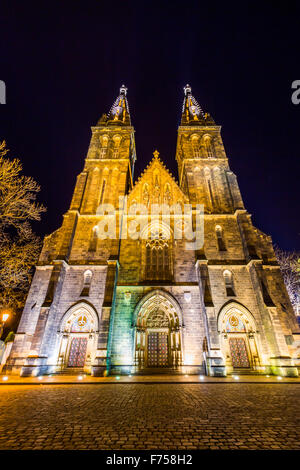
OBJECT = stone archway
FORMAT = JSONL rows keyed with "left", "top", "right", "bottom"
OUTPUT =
{"left": 218, "top": 302, "right": 261, "bottom": 372}
{"left": 134, "top": 291, "right": 182, "bottom": 370}
{"left": 56, "top": 302, "right": 99, "bottom": 372}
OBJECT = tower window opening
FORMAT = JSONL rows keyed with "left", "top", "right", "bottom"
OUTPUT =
{"left": 215, "top": 225, "right": 226, "bottom": 251}
{"left": 99, "top": 135, "right": 109, "bottom": 158}
{"left": 191, "top": 136, "right": 200, "bottom": 158}
{"left": 193, "top": 144, "right": 200, "bottom": 158}
{"left": 113, "top": 135, "right": 121, "bottom": 158}
{"left": 285, "top": 335, "right": 294, "bottom": 346}
{"left": 80, "top": 270, "right": 93, "bottom": 297}
{"left": 99, "top": 180, "right": 106, "bottom": 205}
{"left": 89, "top": 226, "right": 98, "bottom": 252}
{"left": 223, "top": 270, "right": 235, "bottom": 296}
{"left": 207, "top": 179, "right": 214, "bottom": 207}
{"left": 203, "top": 135, "right": 213, "bottom": 158}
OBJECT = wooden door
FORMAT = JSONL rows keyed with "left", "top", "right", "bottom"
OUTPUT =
{"left": 147, "top": 332, "right": 169, "bottom": 367}
{"left": 229, "top": 337, "right": 250, "bottom": 368}
{"left": 68, "top": 337, "right": 88, "bottom": 367}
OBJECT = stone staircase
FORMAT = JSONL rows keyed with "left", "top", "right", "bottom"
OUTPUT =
{"left": 229, "top": 368, "right": 263, "bottom": 376}
{"left": 54, "top": 368, "right": 86, "bottom": 376}
{"left": 132, "top": 367, "right": 205, "bottom": 376}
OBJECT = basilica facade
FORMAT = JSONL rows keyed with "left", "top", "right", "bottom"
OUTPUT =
{"left": 6, "top": 85, "right": 300, "bottom": 376}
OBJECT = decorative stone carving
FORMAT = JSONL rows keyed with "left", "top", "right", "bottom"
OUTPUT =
{"left": 142, "top": 184, "right": 149, "bottom": 206}
{"left": 164, "top": 183, "right": 172, "bottom": 204}
{"left": 146, "top": 309, "right": 169, "bottom": 328}
{"left": 153, "top": 174, "right": 160, "bottom": 204}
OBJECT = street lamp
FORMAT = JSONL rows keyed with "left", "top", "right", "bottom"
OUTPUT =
{"left": 0, "top": 312, "right": 9, "bottom": 338}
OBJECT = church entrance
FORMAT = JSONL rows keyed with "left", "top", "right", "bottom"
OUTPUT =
{"left": 147, "top": 331, "right": 169, "bottom": 367}
{"left": 229, "top": 337, "right": 250, "bottom": 368}
{"left": 57, "top": 304, "right": 99, "bottom": 373}
{"left": 67, "top": 337, "right": 88, "bottom": 367}
{"left": 134, "top": 292, "right": 182, "bottom": 371}
{"left": 219, "top": 304, "right": 261, "bottom": 373}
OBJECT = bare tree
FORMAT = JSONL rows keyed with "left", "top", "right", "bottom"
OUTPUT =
{"left": 0, "top": 141, "right": 46, "bottom": 314}
{"left": 0, "top": 141, "right": 45, "bottom": 233}
{"left": 274, "top": 246, "right": 300, "bottom": 315}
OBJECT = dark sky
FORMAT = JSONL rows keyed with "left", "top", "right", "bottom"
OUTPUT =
{"left": 0, "top": 1, "right": 299, "bottom": 250}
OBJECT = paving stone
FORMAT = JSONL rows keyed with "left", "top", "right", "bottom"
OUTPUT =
{"left": 0, "top": 383, "right": 299, "bottom": 450}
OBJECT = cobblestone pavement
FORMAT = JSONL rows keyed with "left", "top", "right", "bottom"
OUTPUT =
{"left": 0, "top": 384, "right": 299, "bottom": 450}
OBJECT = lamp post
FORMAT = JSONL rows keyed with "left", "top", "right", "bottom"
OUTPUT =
{"left": 0, "top": 312, "right": 9, "bottom": 339}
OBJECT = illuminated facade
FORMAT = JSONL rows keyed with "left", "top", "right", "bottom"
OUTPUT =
{"left": 6, "top": 85, "right": 300, "bottom": 377}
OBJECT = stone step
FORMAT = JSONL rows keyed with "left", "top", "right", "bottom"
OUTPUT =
{"left": 131, "top": 368, "right": 205, "bottom": 376}
{"left": 55, "top": 368, "right": 86, "bottom": 376}
{"left": 229, "top": 368, "right": 262, "bottom": 376}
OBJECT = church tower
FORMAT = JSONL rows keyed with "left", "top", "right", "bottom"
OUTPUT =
{"left": 5, "top": 84, "right": 300, "bottom": 377}
{"left": 177, "top": 84, "right": 243, "bottom": 213}
{"left": 6, "top": 86, "right": 137, "bottom": 376}
{"left": 175, "top": 84, "right": 300, "bottom": 376}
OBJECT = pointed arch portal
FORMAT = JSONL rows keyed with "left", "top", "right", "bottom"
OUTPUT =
{"left": 218, "top": 302, "right": 261, "bottom": 371}
{"left": 134, "top": 291, "right": 182, "bottom": 369}
{"left": 57, "top": 302, "right": 99, "bottom": 371}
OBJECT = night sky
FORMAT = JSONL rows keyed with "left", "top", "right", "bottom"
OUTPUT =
{"left": 0, "top": 1, "right": 299, "bottom": 250}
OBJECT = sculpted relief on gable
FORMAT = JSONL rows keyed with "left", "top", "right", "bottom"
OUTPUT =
{"left": 128, "top": 159, "right": 187, "bottom": 209}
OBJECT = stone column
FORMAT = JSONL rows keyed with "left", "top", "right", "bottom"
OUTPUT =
{"left": 196, "top": 260, "right": 226, "bottom": 376}
{"left": 91, "top": 259, "right": 119, "bottom": 376}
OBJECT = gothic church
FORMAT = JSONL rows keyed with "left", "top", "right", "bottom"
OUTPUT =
{"left": 6, "top": 85, "right": 300, "bottom": 376}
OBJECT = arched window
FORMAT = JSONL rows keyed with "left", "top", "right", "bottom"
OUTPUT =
{"left": 215, "top": 225, "right": 226, "bottom": 251}
{"left": 145, "top": 236, "right": 171, "bottom": 281}
{"left": 100, "top": 135, "right": 108, "bottom": 158}
{"left": 99, "top": 179, "right": 106, "bottom": 205}
{"left": 223, "top": 270, "right": 235, "bottom": 296}
{"left": 204, "top": 167, "right": 215, "bottom": 209}
{"left": 113, "top": 135, "right": 121, "bottom": 158}
{"left": 89, "top": 226, "right": 98, "bottom": 252}
{"left": 191, "top": 136, "right": 200, "bottom": 158}
{"left": 80, "top": 270, "right": 93, "bottom": 296}
{"left": 203, "top": 135, "right": 213, "bottom": 158}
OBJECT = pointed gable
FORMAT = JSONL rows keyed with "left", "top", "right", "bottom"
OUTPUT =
{"left": 128, "top": 150, "right": 188, "bottom": 208}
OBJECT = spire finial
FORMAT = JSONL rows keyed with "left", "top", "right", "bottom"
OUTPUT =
{"left": 153, "top": 150, "right": 159, "bottom": 159}
{"left": 181, "top": 84, "right": 212, "bottom": 125}
{"left": 105, "top": 85, "right": 131, "bottom": 125}
{"left": 184, "top": 84, "right": 192, "bottom": 96}
{"left": 120, "top": 84, "right": 127, "bottom": 96}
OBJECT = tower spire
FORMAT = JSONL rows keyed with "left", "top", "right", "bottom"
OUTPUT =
{"left": 181, "top": 84, "right": 214, "bottom": 126}
{"left": 106, "top": 84, "right": 131, "bottom": 125}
